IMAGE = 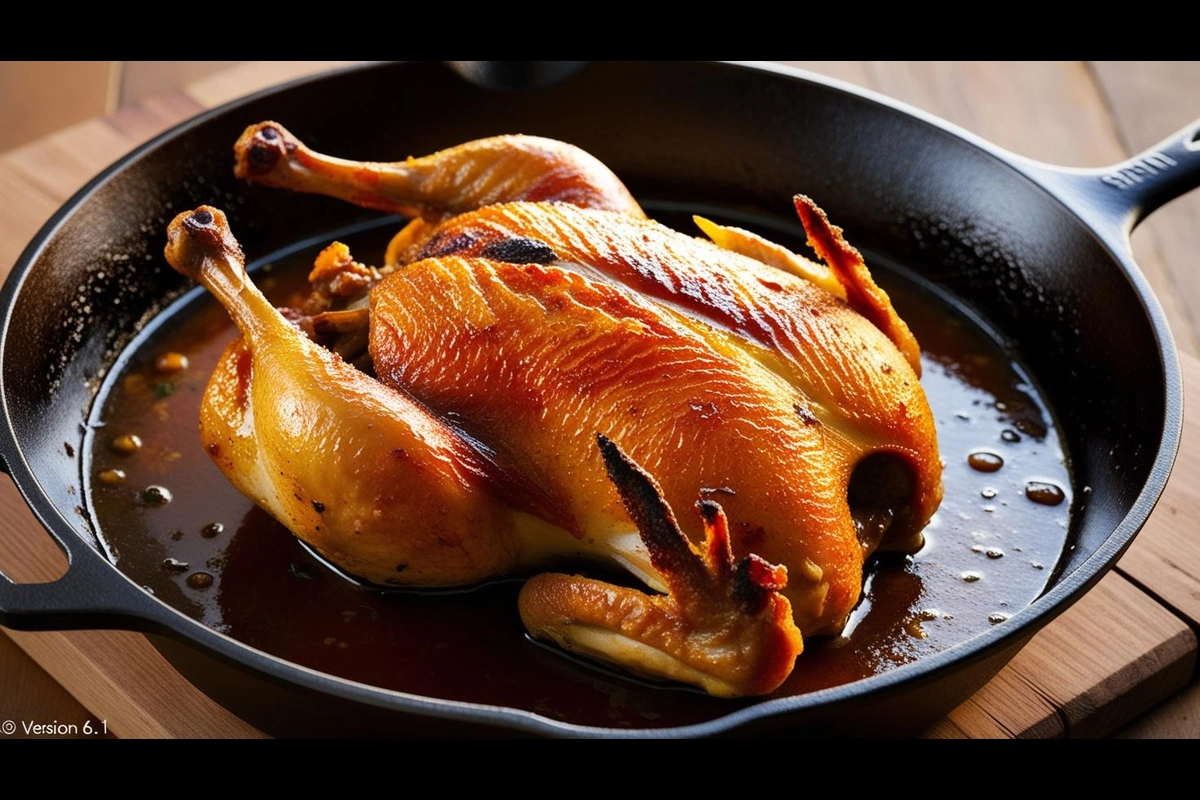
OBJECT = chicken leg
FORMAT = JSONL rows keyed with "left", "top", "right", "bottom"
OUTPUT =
{"left": 234, "top": 121, "right": 644, "bottom": 220}
{"left": 163, "top": 206, "right": 524, "bottom": 586}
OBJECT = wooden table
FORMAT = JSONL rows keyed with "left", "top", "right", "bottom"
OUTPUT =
{"left": 1, "top": 61, "right": 1197, "bottom": 738}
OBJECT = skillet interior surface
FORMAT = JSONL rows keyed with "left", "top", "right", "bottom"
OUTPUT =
{"left": 0, "top": 61, "right": 1178, "bottom": 736}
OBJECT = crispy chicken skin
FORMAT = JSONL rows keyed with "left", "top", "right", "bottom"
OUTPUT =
{"left": 162, "top": 122, "right": 942, "bottom": 697}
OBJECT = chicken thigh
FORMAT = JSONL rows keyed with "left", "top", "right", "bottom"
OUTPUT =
{"left": 162, "top": 123, "right": 942, "bottom": 697}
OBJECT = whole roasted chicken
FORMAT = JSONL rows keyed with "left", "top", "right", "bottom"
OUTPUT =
{"left": 163, "top": 123, "right": 942, "bottom": 697}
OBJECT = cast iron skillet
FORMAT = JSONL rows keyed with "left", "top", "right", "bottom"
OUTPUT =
{"left": 0, "top": 62, "right": 1196, "bottom": 737}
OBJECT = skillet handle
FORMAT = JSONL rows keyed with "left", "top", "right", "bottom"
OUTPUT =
{"left": 0, "top": 554, "right": 152, "bottom": 632}
{"left": 1032, "top": 119, "right": 1200, "bottom": 236}
{"left": 0, "top": 464, "right": 159, "bottom": 632}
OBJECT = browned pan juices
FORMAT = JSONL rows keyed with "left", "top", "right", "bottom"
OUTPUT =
{"left": 83, "top": 210, "right": 1072, "bottom": 729}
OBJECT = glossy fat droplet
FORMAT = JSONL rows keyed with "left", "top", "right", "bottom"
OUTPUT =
{"left": 187, "top": 572, "right": 214, "bottom": 590}
{"left": 1025, "top": 481, "right": 1065, "bottom": 506}
{"left": 111, "top": 434, "right": 142, "bottom": 455}
{"left": 968, "top": 451, "right": 1004, "bottom": 472}
{"left": 98, "top": 468, "right": 126, "bottom": 485}
{"left": 154, "top": 352, "right": 189, "bottom": 373}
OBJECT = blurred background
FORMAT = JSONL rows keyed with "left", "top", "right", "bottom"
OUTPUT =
{"left": 0, "top": 62, "right": 243, "bottom": 154}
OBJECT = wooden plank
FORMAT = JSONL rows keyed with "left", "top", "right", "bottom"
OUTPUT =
{"left": 183, "top": 61, "right": 358, "bottom": 110}
{"left": 0, "top": 160, "right": 66, "bottom": 277}
{"left": 0, "top": 480, "right": 67, "bottom": 583}
{"left": 0, "top": 62, "right": 118, "bottom": 155}
{"left": 930, "top": 668, "right": 1064, "bottom": 739}
{"left": 1117, "top": 355, "right": 1200, "bottom": 628}
{"left": 926, "top": 572, "right": 1195, "bottom": 739}
{"left": 784, "top": 61, "right": 1115, "bottom": 165}
{"left": 4, "top": 628, "right": 265, "bottom": 739}
{"left": 4, "top": 118, "right": 135, "bottom": 206}
{"left": 105, "top": 91, "right": 207, "bottom": 145}
{"left": 1113, "top": 679, "right": 1200, "bottom": 738}
{"left": 0, "top": 633, "right": 105, "bottom": 738}
{"left": 1002, "top": 571, "right": 1195, "bottom": 738}
{"left": 119, "top": 62, "right": 245, "bottom": 107}
{"left": 0, "top": 94, "right": 207, "bottom": 282}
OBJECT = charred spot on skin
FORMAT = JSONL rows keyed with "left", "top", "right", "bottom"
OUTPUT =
{"left": 732, "top": 554, "right": 785, "bottom": 614}
{"left": 419, "top": 231, "right": 477, "bottom": 259}
{"left": 597, "top": 433, "right": 696, "bottom": 572}
{"left": 793, "top": 402, "right": 820, "bottom": 426}
{"left": 312, "top": 500, "right": 326, "bottom": 513}
{"left": 479, "top": 237, "right": 558, "bottom": 265}
{"left": 396, "top": 563, "right": 408, "bottom": 573}
{"left": 391, "top": 448, "right": 407, "bottom": 460}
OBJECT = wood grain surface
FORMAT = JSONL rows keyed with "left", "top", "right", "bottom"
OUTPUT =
{"left": 1, "top": 62, "right": 1197, "bottom": 738}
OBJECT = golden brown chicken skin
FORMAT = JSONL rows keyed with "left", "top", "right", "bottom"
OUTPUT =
{"left": 161, "top": 123, "right": 943, "bottom": 698}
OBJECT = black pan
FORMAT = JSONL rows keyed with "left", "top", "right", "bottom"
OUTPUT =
{"left": 0, "top": 61, "right": 1194, "bottom": 737}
